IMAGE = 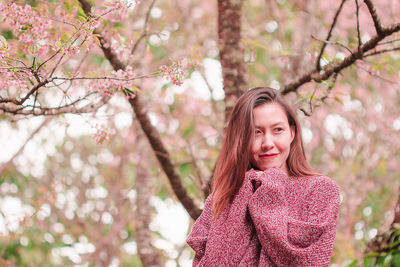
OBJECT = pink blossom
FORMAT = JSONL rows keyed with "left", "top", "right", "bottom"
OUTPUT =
{"left": 18, "top": 33, "right": 34, "bottom": 46}
{"left": 92, "top": 124, "right": 116, "bottom": 145}
{"left": 0, "top": 68, "right": 29, "bottom": 92}
{"left": 160, "top": 61, "right": 186, "bottom": 86}
{"left": 36, "top": 43, "right": 50, "bottom": 58}
{"left": 88, "top": 65, "right": 136, "bottom": 99}
{"left": 86, "top": 19, "right": 100, "bottom": 31}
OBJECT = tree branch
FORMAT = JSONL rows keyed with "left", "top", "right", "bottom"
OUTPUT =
{"left": 0, "top": 78, "right": 50, "bottom": 105}
{"left": 281, "top": 21, "right": 400, "bottom": 95}
{"left": 364, "top": 46, "right": 400, "bottom": 57}
{"left": 355, "top": 0, "right": 362, "bottom": 50}
{"left": 128, "top": 95, "right": 202, "bottom": 220}
{"left": 0, "top": 117, "right": 51, "bottom": 176}
{"left": 364, "top": 0, "right": 383, "bottom": 35}
{"left": 130, "top": 0, "right": 156, "bottom": 56}
{"left": 0, "top": 95, "right": 109, "bottom": 116}
{"left": 77, "top": 0, "right": 202, "bottom": 220}
{"left": 316, "top": 0, "right": 347, "bottom": 71}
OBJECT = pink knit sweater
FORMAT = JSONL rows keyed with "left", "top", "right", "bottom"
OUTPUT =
{"left": 186, "top": 168, "right": 340, "bottom": 266}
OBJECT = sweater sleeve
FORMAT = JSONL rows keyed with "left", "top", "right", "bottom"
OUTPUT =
{"left": 247, "top": 168, "right": 340, "bottom": 266}
{"left": 186, "top": 194, "right": 213, "bottom": 266}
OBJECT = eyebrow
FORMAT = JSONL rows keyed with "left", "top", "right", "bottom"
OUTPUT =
{"left": 255, "top": 122, "right": 286, "bottom": 128}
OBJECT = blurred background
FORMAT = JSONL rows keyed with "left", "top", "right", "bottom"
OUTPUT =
{"left": 0, "top": 0, "right": 400, "bottom": 266}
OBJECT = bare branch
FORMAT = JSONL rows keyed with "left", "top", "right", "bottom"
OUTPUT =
{"left": 0, "top": 117, "right": 51, "bottom": 176}
{"left": 281, "top": 21, "right": 400, "bottom": 95}
{"left": 78, "top": 0, "right": 202, "bottom": 220}
{"left": 316, "top": 0, "right": 347, "bottom": 71}
{"left": 355, "top": 0, "right": 362, "bottom": 50}
{"left": 364, "top": 0, "right": 383, "bottom": 35}
{"left": 130, "top": 0, "right": 156, "bottom": 56}
{"left": 0, "top": 78, "right": 50, "bottom": 105}
{"left": 185, "top": 139, "right": 208, "bottom": 198}
{"left": 129, "top": 95, "right": 202, "bottom": 219}
{"left": 299, "top": 107, "right": 311, "bottom": 116}
{"left": 197, "top": 68, "right": 223, "bottom": 123}
{"left": 51, "top": 73, "right": 158, "bottom": 81}
{"left": 364, "top": 46, "right": 400, "bottom": 57}
{"left": 311, "top": 35, "right": 353, "bottom": 54}
{"left": 0, "top": 95, "right": 110, "bottom": 116}
{"left": 356, "top": 62, "right": 398, "bottom": 84}
{"left": 377, "top": 38, "right": 400, "bottom": 46}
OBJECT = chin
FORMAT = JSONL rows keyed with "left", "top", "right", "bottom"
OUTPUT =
{"left": 260, "top": 166, "right": 277, "bottom": 171}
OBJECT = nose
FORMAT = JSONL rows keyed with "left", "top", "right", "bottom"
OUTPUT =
{"left": 261, "top": 133, "right": 274, "bottom": 150}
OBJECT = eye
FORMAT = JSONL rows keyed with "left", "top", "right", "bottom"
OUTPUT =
{"left": 274, "top": 127, "right": 284, "bottom": 133}
{"left": 255, "top": 129, "right": 262, "bottom": 135}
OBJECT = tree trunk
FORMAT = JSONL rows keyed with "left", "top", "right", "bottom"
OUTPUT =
{"left": 218, "top": 0, "right": 247, "bottom": 122}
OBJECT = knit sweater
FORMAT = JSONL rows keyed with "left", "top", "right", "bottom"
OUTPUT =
{"left": 186, "top": 167, "right": 340, "bottom": 266}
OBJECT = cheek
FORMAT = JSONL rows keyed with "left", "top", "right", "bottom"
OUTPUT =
{"left": 277, "top": 134, "right": 293, "bottom": 152}
{"left": 251, "top": 138, "right": 261, "bottom": 153}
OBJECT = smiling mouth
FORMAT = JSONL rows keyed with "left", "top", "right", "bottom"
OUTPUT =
{"left": 260, "top": 153, "right": 278, "bottom": 158}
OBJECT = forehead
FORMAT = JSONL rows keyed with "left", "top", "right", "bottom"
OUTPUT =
{"left": 253, "top": 102, "right": 289, "bottom": 125}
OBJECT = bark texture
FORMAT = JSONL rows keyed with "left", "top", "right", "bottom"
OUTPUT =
{"left": 218, "top": 0, "right": 247, "bottom": 122}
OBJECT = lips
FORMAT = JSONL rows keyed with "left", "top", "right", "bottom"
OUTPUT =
{"left": 260, "top": 153, "right": 278, "bottom": 158}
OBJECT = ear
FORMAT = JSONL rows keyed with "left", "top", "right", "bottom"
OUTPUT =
{"left": 290, "top": 126, "right": 295, "bottom": 143}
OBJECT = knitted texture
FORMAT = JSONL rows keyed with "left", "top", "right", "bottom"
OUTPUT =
{"left": 186, "top": 168, "right": 340, "bottom": 266}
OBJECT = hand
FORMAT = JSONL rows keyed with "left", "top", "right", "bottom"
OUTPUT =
{"left": 250, "top": 168, "right": 288, "bottom": 192}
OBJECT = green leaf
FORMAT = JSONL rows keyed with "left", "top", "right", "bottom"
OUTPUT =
{"left": 77, "top": 5, "right": 87, "bottom": 19}
{"left": 391, "top": 253, "right": 400, "bottom": 266}
{"left": 122, "top": 87, "right": 137, "bottom": 97}
{"left": 113, "top": 22, "right": 123, "bottom": 28}
{"left": 364, "top": 256, "right": 377, "bottom": 267}
{"left": 347, "top": 259, "right": 358, "bottom": 267}
{"left": 179, "top": 162, "right": 191, "bottom": 178}
{"left": 1, "top": 30, "right": 13, "bottom": 40}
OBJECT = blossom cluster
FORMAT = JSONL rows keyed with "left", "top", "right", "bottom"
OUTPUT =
{"left": 0, "top": 2, "right": 52, "bottom": 57}
{"left": 84, "top": 18, "right": 100, "bottom": 32}
{"left": 88, "top": 66, "right": 136, "bottom": 99}
{"left": 101, "top": 34, "right": 131, "bottom": 62}
{"left": 160, "top": 61, "right": 186, "bottom": 86}
{"left": 0, "top": 68, "right": 29, "bottom": 92}
{"left": 92, "top": 124, "right": 116, "bottom": 145}
{"left": 98, "top": 0, "right": 132, "bottom": 23}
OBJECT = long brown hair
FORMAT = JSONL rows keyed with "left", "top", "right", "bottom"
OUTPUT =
{"left": 211, "top": 87, "right": 317, "bottom": 221}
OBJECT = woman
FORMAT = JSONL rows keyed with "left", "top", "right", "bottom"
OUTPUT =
{"left": 186, "top": 87, "right": 340, "bottom": 266}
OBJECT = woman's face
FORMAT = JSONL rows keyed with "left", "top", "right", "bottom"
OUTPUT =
{"left": 250, "top": 102, "right": 294, "bottom": 175}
